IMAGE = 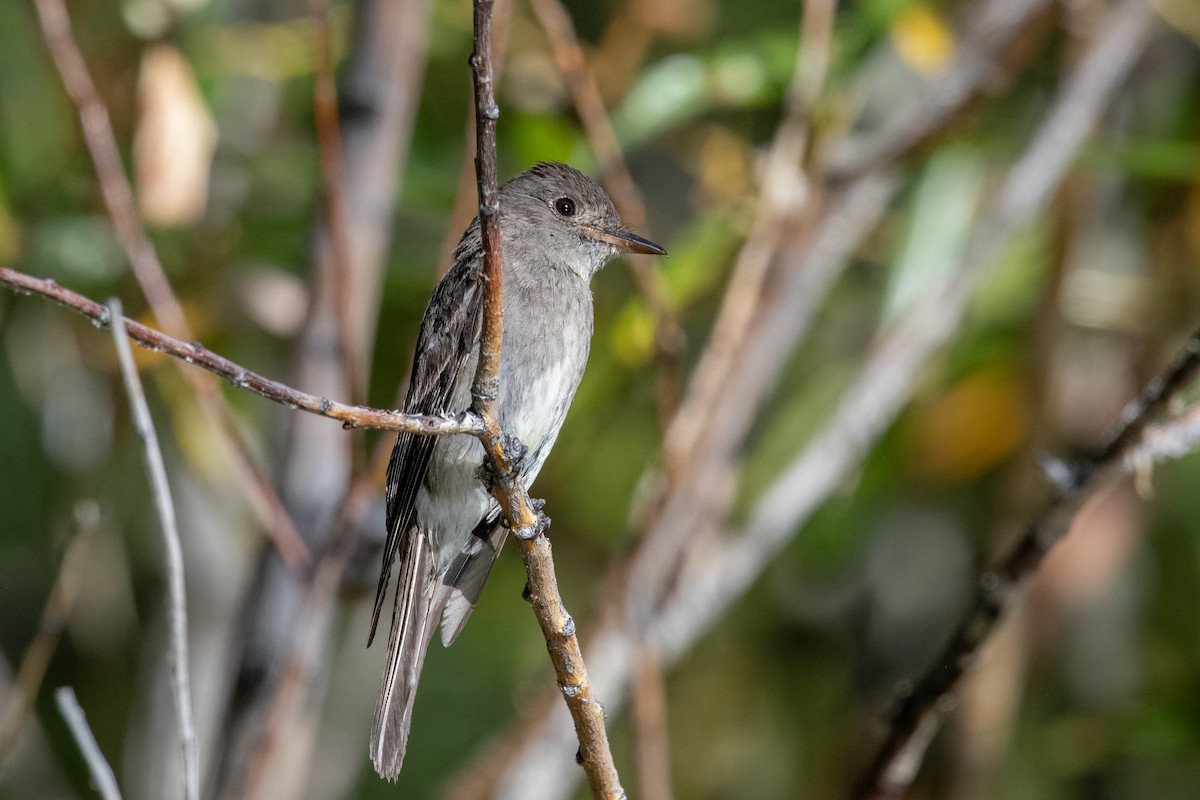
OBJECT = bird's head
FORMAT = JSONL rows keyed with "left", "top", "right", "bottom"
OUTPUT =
{"left": 500, "top": 162, "right": 665, "bottom": 280}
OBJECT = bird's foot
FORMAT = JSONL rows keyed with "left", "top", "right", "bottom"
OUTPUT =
{"left": 500, "top": 432, "right": 529, "bottom": 473}
{"left": 476, "top": 433, "right": 529, "bottom": 492}
{"left": 514, "top": 498, "right": 550, "bottom": 540}
{"left": 531, "top": 497, "right": 550, "bottom": 534}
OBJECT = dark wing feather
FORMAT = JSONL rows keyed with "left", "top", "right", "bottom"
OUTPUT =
{"left": 368, "top": 229, "right": 484, "bottom": 645}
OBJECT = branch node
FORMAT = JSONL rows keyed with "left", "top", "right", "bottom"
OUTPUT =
{"left": 1037, "top": 453, "right": 1088, "bottom": 492}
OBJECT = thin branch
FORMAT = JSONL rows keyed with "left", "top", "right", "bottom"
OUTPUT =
{"left": 0, "top": 501, "right": 98, "bottom": 769}
{"left": 0, "top": 267, "right": 484, "bottom": 437}
{"left": 854, "top": 329, "right": 1194, "bottom": 800}
{"left": 659, "top": 0, "right": 835, "bottom": 479}
{"left": 468, "top": 0, "right": 625, "bottom": 797}
{"left": 631, "top": 649, "right": 673, "bottom": 800}
{"left": 31, "top": 0, "right": 187, "bottom": 336}
{"left": 108, "top": 299, "right": 198, "bottom": 800}
{"left": 55, "top": 687, "right": 124, "bottom": 800}
{"left": 31, "top": 0, "right": 309, "bottom": 570}
{"left": 310, "top": 0, "right": 362, "bottom": 406}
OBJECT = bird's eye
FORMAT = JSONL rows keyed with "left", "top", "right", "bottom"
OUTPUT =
{"left": 554, "top": 197, "right": 576, "bottom": 217}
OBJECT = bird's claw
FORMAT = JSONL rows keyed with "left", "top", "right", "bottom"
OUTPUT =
{"left": 514, "top": 498, "right": 550, "bottom": 540}
{"left": 477, "top": 434, "right": 530, "bottom": 491}
{"left": 532, "top": 498, "right": 550, "bottom": 534}
{"left": 501, "top": 432, "right": 529, "bottom": 473}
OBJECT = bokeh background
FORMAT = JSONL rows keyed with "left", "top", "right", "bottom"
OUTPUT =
{"left": 3, "top": 0, "right": 1200, "bottom": 798}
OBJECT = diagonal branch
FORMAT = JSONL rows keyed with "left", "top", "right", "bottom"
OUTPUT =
{"left": 31, "top": 0, "right": 309, "bottom": 568}
{"left": 528, "top": 0, "right": 685, "bottom": 423}
{"left": 0, "top": 266, "right": 485, "bottom": 437}
{"left": 55, "top": 687, "right": 123, "bottom": 800}
{"left": 468, "top": 1, "right": 624, "bottom": 797}
{"left": 853, "top": 324, "right": 1198, "bottom": 800}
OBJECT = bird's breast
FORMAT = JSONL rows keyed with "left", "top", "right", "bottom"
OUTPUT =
{"left": 496, "top": 275, "right": 593, "bottom": 483}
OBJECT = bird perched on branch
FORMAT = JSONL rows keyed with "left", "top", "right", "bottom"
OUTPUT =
{"left": 367, "top": 161, "right": 665, "bottom": 779}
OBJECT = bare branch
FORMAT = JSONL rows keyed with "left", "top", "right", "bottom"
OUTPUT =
{"left": 0, "top": 267, "right": 484, "bottom": 437}
{"left": 310, "top": 0, "right": 361, "bottom": 405}
{"left": 854, "top": 323, "right": 1193, "bottom": 800}
{"left": 31, "top": 0, "right": 309, "bottom": 568}
{"left": 108, "top": 299, "right": 199, "bottom": 800}
{"left": 55, "top": 687, "right": 123, "bottom": 800}
{"left": 468, "top": 0, "right": 625, "bottom": 796}
{"left": 659, "top": 0, "right": 835, "bottom": 479}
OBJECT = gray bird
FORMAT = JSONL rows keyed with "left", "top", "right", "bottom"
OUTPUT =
{"left": 367, "top": 162, "right": 665, "bottom": 779}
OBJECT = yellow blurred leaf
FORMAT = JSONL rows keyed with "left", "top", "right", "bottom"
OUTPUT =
{"left": 890, "top": 5, "right": 955, "bottom": 76}
{"left": 906, "top": 366, "right": 1027, "bottom": 482}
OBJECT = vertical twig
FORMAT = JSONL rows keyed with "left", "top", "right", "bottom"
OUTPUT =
{"left": 107, "top": 299, "right": 198, "bottom": 800}
{"left": 436, "top": 0, "right": 514, "bottom": 275}
{"left": 55, "top": 687, "right": 124, "bottom": 800}
{"left": 468, "top": 1, "right": 626, "bottom": 796}
{"left": 310, "top": 0, "right": 362, "bottom": 407}
{"left": 632, "top": 649, "right": 673, "bottom": 800}
{"left": 469, "top": 0, "right": 505, "bottom": 413}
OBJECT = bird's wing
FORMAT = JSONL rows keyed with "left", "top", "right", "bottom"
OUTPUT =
{"left": 436, "top": 514, "right": 508, "bottom": 647}
{"left": 368, "top": 234, "right": 484, "bottom": 646}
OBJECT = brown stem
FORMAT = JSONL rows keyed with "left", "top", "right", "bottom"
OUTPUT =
{"left": 310, "top": 0, "right": 362, "bottom": 407}
{"left": 468, "top": 0, "right": 625, "bottom": 796}
{"left": 0, "top": 267, "right": 484, "bottom": 438}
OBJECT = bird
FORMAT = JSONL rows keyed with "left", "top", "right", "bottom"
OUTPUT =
{"left": 367, "top": 161, "right": 665, "bottom": 779}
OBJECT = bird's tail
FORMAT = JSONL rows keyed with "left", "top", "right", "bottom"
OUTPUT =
{"left": 370, "top": 532, "right": 442, "bottom": 780}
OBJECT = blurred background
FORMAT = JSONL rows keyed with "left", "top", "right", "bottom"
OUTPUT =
{"left": 2, "top": 0, "right": 1200, "bottom": 798}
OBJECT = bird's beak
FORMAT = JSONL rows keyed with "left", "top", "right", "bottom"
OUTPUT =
{"left": 581, "top": 225, "right": 667, "bottom": 256}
